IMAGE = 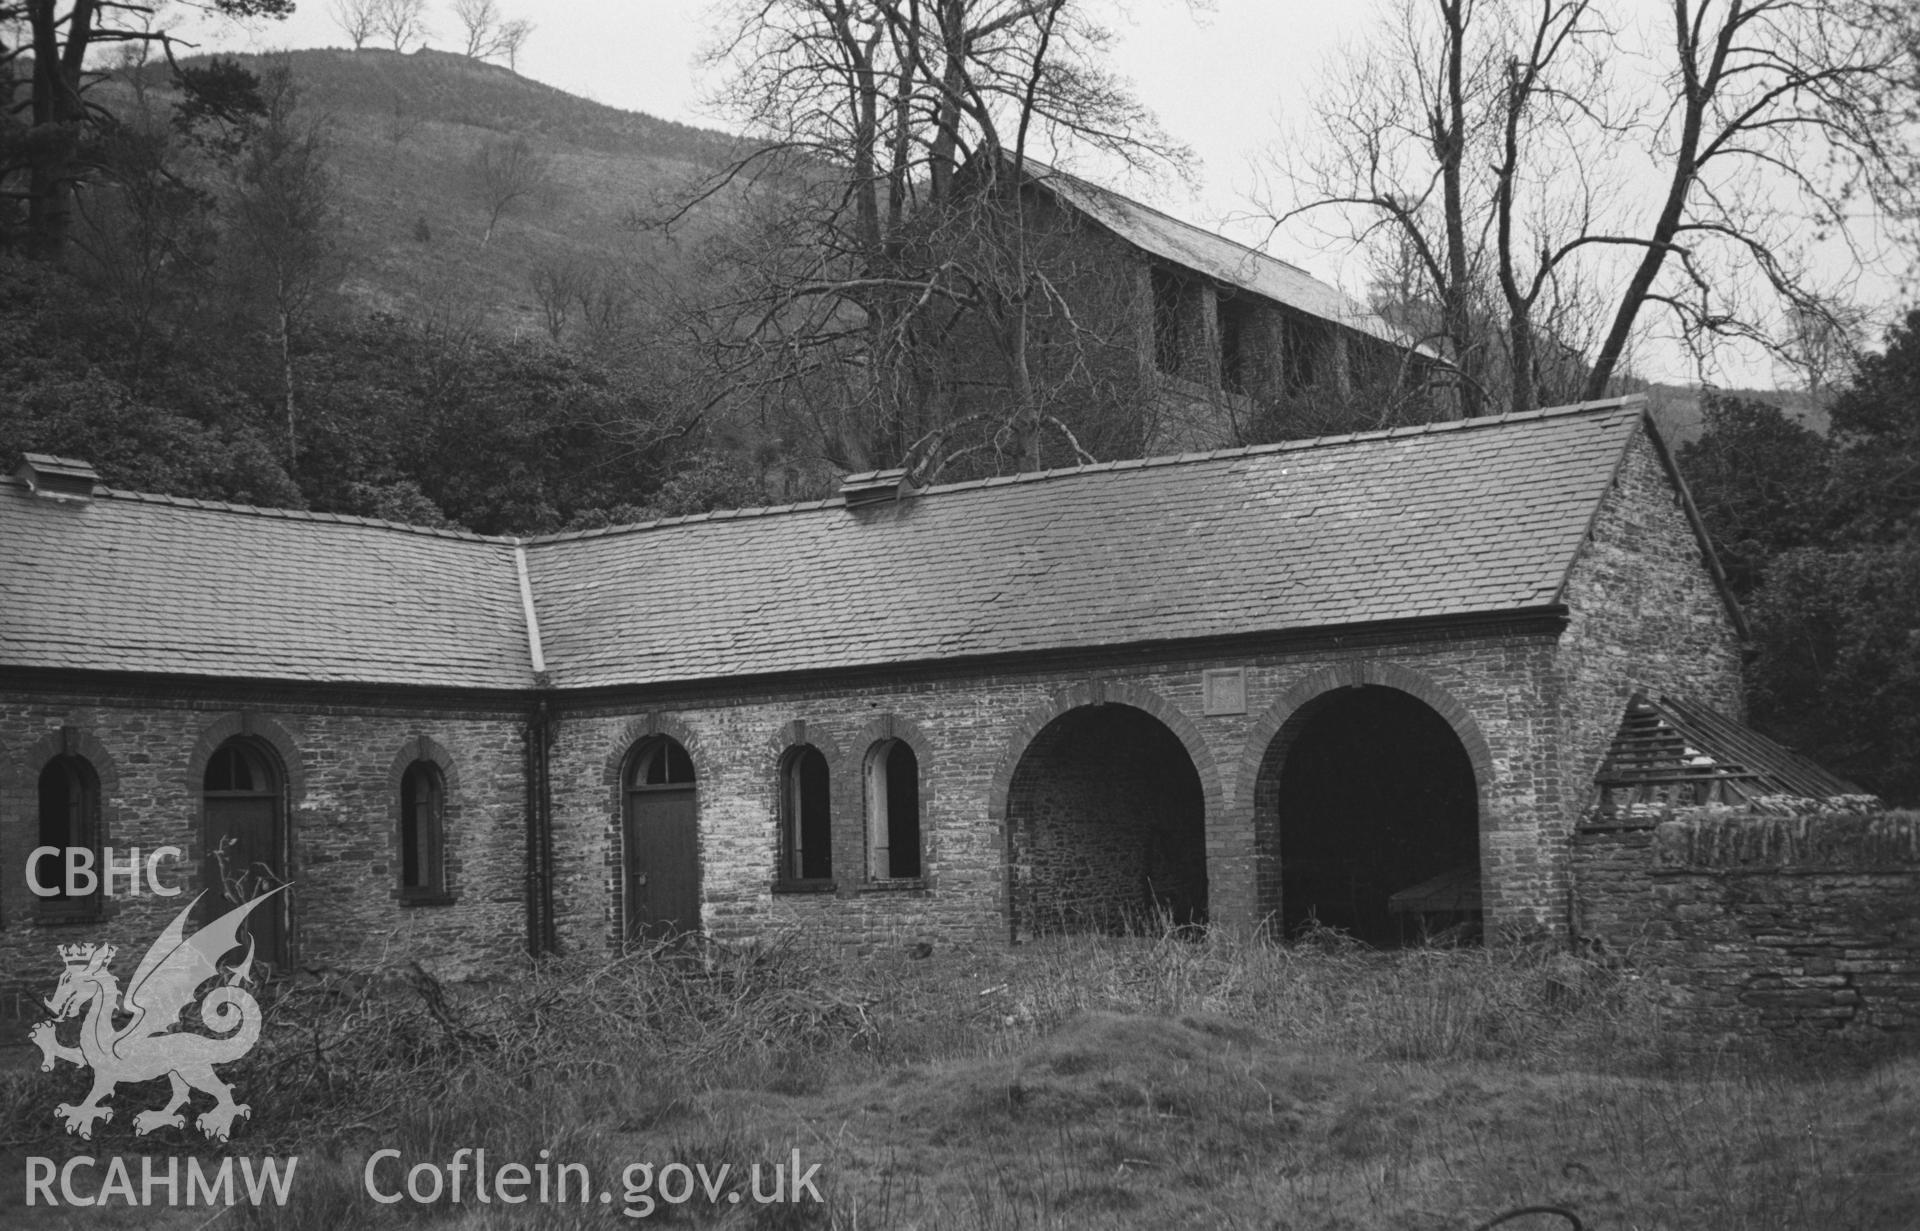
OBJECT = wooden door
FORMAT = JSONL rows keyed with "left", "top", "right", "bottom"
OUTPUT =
{"left": 626, "top": 788, "right": 699, "bottom": 940}
{"left": 203, "top": 795, "right": 290, "bottom": 968}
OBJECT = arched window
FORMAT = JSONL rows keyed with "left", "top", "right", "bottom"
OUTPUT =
{"left": 202, "top": 739, "right": 289, "bottom": 967}
{"left": 623, "top": 735, "right": 700, "bottom": 939}
{"left": 779, "top": 746, "right": 832, "bottom": 884}
{"left": 628, "top": 737, "right": 696, "bottom": 788}
{"left": 865, "top": 739, "right": 921, "bottom": 880}
{"left": 399, "top": 761, "right": 448, "bottom": 902}
{"left": 36, "top": 755, "right": 101, "bottom": 919}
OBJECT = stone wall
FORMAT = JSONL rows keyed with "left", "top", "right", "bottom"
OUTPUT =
{"left": 543, "top": 626, "right": 1568, "bottom": 955}
{"left": 1553, "top": 424, "right": 1747, "bottom": 924}
{"left": 0, "top": 685, "right": 530, "bottom": 994}
{"left": 1005, "top": 705, "right": 1206, "bottom": 936}
{"left": 1573, "top": 810, "right": 1920, "bottom": 1038}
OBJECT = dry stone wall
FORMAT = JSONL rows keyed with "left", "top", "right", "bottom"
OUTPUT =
{"left": 1573, "top": 808, "right": 1920, "bottom": 1039}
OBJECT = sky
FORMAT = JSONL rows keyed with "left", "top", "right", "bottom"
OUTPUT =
{"left": 182, "top": 0, "right": 1909, "bottom": 389}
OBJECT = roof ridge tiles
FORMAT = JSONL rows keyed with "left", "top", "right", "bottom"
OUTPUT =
{"left": 88, "top": 486, "right": 515, "bottom": 542}
{"left": 513, "top": 399, "right": 1636, "bottom": 543}
{"left": 12, "top": 396, "right": 1644, "bottom": 547}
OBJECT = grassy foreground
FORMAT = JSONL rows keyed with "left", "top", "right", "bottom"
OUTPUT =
{"left": 5, "top": 931, "right": 1916, "bottom": 1229}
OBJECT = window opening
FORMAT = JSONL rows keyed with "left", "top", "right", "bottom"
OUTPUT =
{"left": 37, "top": 755, "right": 100, "bottom": 917}
{"left": 866, "top": 739, "right": 921, "bottom": 880}
{"left": 781, "top": 746, "right": 833, "bottom": 882}
{"left": 400, "top": 760, "right": 446, "bottom": 898}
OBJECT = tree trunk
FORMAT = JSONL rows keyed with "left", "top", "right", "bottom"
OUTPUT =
{"left": 1438, "top": 0, "right": 1482, "bottom": 419}
{"left": 23, "top": 0, "right": 92, "bottom": 258}
{"left": 280, "top": 305, "right": 297, "bottom": 473}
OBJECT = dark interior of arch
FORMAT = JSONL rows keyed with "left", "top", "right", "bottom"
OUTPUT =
{"left": 1006, "top": 704, "right": 1206, "bottom": 938}
{"left": 1275, "top": 687, "right": 1479, "bottom": 946}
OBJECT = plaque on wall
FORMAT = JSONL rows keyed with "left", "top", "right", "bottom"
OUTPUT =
{"left": 1202, "top": 667, "right": 1247, "bottom": 716}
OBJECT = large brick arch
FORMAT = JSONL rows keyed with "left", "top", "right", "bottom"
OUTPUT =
{"left": 1237, "top": 660, "right": 1497, "bottom": 930}
{"left": 1236, "top": 661, "right": 1494, "bottom": 807}
{"left": 988, "top": 679, "right": 1224, "bottom": 823}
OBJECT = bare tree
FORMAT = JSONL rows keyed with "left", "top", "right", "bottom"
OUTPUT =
{"left": 1775, "top": 300, "right": 1865, "bottom": 400}
{"left": 1579, "top": 0, "right": 1916, "bottom": 399}
{"left": 465, "top": 133, "right": 549, "bottom": 244}
{"left": 529, "top": 251, "right": 586, "bottom": 341}
{"left": 451, "top": 0, "right": 499, "bottom": 58}
{"left": 382, "top": 89, "right": 424, "bottom": 152}
{"left": 327, "top": 0, "right": 379, "bottom": 49}
{"left": 372, "top": 0, "right": 429, "bottom": 52}
{"left": 497, "top": 16, "right": 532, "bottom": 70}
{"left": 678, "top": 0, "right": 1189, "bottom": 478}
{"left": 225, "top": 65, "right": 348, "bottom": 469}
{"left": 1269, "top": 0, "right": 1919, "bottom": 414}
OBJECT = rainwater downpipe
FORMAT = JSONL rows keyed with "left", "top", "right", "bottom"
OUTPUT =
{"left": 516, "top": 544, "right": 557, "bottom": 956}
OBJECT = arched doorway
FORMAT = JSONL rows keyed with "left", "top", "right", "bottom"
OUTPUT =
{"left": 1006, "top": 704, "right": 1206, "bottom": 938}
{"left": 1260, "top": 687, "right": 1479, "bottom": 945}
{"left": 623, "top": 735, "right": 699, "bottom": 941}
{"left": 201, "top": 739, "right": 291, "bottom": 968}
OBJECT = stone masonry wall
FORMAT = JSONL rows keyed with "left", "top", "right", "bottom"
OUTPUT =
{"left": 542, "top": 627, "right": 1572, "bottom": 956}
{"left": 1005, "top": 707, "right": 1206, "bottom": 935}
{"left": 1573, "top": 811, "right": 1920, "bottom": 1038}
{"left": 1553, "top": 422, "right": 1747, "bottom": 922}
{"left": 0, "top": 686, "right": 530, "bottom": 998}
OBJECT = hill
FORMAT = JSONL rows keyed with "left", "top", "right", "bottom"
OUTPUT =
{"left": 156, "top": 47, "right": 745, "bottom": 337}
{"left": 1642, "top": 381, "right": 1828, "bottom": 445}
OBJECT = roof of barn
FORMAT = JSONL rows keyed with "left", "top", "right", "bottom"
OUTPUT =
{"left": 0, "top": 399, "right": 1676, "bottom": 691}
{"left": 1012, "top": 158, "right": 1441, "bottom": 358}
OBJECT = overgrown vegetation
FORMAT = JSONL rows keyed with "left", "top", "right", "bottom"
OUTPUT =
{"left": 6, "top": 932, "right": 1914, "bottom": 1228}
{"left": 1678, "top": 316, "right": 1920, "bottom": 805}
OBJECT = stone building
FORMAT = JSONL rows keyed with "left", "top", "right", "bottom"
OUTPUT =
{"left": 0, "top": 396, "right": 1748, "bottom": 978}
{"left": 1000, "top": 159, "right": 1453, "bottom": 451}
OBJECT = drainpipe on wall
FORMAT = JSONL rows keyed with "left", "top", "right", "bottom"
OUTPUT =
{"left": 524, "top": 696, "right": 558, "bottom": 957}
{"left": 516, "top": 541, "right": 558, "bottom": 957}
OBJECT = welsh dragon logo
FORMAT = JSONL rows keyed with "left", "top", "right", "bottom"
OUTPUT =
{"left": 28, "top": 886, "right": 285, "bottom": 1142}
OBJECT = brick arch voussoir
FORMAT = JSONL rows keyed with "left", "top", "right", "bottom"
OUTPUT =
{"left": 603, "top": 713, "right": 708, "bottom": 787}
{"left": 987, "top": 679, "right": 1223, "bottom": 822}
{"left": 185, "top": 713, "right": 305, "bottom": 803}
{"left": 1235, "top": 662, "right": 1495, "bottom": 808}
{"left": 386, "top": 734, "right": 461, "bottom": 797}
{"left": 765, "top": 719, "right": 846, "bottom": 780}
{"left": 15, "top": 724, "right": 122, "bottom": 799}
{"left": 846, "top": 712, "right": 935, "bottom": 770}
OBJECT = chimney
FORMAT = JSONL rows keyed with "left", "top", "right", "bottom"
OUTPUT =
{"left": 839, "top": 467, "right": 914, "bottom": 508}
{"left": 16, "top": 454, "right": 100, "bottom": 502}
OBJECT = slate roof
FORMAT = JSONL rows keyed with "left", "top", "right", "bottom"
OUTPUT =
{"left": 0, "top": 400, "right": 1656, "bottom": 691}
{"left": 522, "top": 400, "right": 1645, "bottom": 689}
{"left": 1015, "top": 158, "right": 1438, "bottom": 357}
{"left": 1593, "top": 693, "right": 1869, "bottom": 816}
{"left": 0, "top": 484, "right": 534, "bottom": 689}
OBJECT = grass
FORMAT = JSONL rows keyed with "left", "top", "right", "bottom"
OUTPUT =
{"left": 4, "top": 930, "right": 1915, "bottom": 1229}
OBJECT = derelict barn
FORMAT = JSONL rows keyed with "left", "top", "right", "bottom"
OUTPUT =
{"left": 0, "top": 398, "right": 1749, "bottom": 978}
